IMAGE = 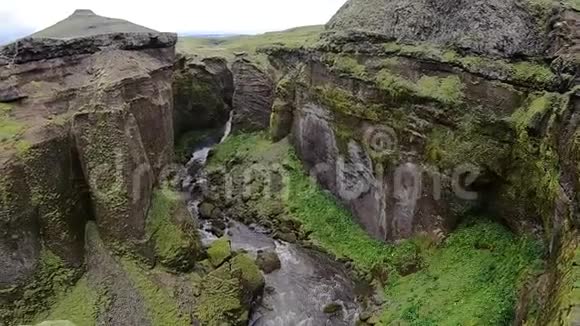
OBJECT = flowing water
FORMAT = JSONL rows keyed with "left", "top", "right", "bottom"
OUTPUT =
{"left": 182, "top": 112, "right": 361, "bottom": 325}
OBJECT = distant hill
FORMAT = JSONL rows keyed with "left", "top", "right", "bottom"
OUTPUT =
{"left": 177, "top": 25, "right": 324, "bottom": 61}
{"left": 30, "top": 9, "right": 158, "bottom": 39}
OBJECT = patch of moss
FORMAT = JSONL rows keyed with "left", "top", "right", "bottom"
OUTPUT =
{"left": 120, "top": 258, "right": 190, "bottom": 325}
{"left": 381, "top": 218, "right": 543, "bottom": 325}
{"left": 2, "top": 250, "right": 78, "bottom": 325}
{"left": 425, "top": 114, "right": 511, "bottom": 174}
{"left": 230, "top": 254, "right": 265, "bottom": 294}
{"left": 416, "top": 75, "right": 465, "bottom": 106}
{"left": 193, "top": 264, "right": 248, "bottom": 326}
{"left": 146, "top": 186, "right": 199, "bottom": 270}
{"left": 375, "top": 69, "right": 416, "bottom": 100}
{"left": 313, "top": 86, "right": 384, "bottom": 122}
{"left": 207, "top": 237, "right": 232, "bottom": 267}
{"left": 34, "top": 277, "right": 97, "bottom": 326}
{"left": 0, "top": 102, "right": 25, "bottom": 144}
{"left": 325, "top": 54, "right": 367, "bottom": 79}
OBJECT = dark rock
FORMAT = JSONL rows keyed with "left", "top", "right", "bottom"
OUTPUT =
{"left": 198, "top": 202, "right": 215, "bottom": 219}
{"left": 231, "top": 59, "right": 275, "bottom": 132}
{"left": 327, "top": 0, "right": 554, "bottom": 58}
{"left": 173, "top": 55, "right": 233, "bottom": 137}
{"left": 275, "top": 232, "right": 297, "bottom": 243}
{"left": 323, "top": 303, "right": 342, "bottom": 314}
{"left": 256, "top": 250, "right": 281, "bottom": 274}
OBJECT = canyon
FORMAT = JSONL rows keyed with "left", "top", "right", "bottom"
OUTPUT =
{"left": 0, "top": 1, "right": 578, "bottom": 325}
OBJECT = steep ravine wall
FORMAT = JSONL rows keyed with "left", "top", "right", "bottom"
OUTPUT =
{"left": 0, "top": 33, "right": 185, "bottom": 324}
{"left": 261, "top": 12, "right": 579, "bottom": 322}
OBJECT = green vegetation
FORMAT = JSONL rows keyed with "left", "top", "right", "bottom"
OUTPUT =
{"left": 177, "top": 25, "right": 323, "bottom": 66}
{"left": 207, "top": 237, "right": 232, "bottom": 267}
{"left": 0, "top": 102, "right": 26, "bottom": 149}
{"left": 416, "top": 75, "right": 465, "bottom": 105}
{"left": 121, "top": 258, "right": 190, "bottom": 325}
{"left": 35, "top": 277, "right": 97, "bottom": 326}
{"left": 325, "top": 54, "right": 367, "bottom": 78}
{"left": 207, "top": 133, "right": 544, "bottom": 323}
{"left": 380, "top": 42, "right": 558, "bottom": 89}
{"left": 313, "top": 86, "right": 385, "bottom": 122}
{"left": 2, "top": 250, "right": 78, "bottom": 325}
{"left": 231, "top": 254, "right": 265, "bottom": 293}
{"left": 375, "top": 69, "right": 416, "bottom": 100}
{"left": 380, "top": 219, "right": 542, "bottom": 325}
{"left": 506, "top": 93, "right": 562, "bottom": 228}
{"left": 146, "top": 186, "right": 199, "bottom": 270}
{"left": 193, "top": 264, "right": 248, "bottom": 326}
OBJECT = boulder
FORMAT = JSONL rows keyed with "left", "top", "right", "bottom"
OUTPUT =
{"left": 326, "top": 0, "right": 554, "bottom": 58}
{"left": 256, "top": 250, "right": 281, "bottom": 274}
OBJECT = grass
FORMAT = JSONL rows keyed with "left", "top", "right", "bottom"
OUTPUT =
{"left": 177, "top": 25, "right": 323, "bottom": 64}
{"left": 208, "top": 133, "right": 545, "bottom": 323}
{"left": 416, "top": 75, "right": 464, "bottom": 106}
{"left": 0, "top": 103, "right": 25, "bottom": 144}
{"left": 121, "top": 258, "right": 190, "bottom": 325}
{"left": 35, "top": 277, "right": 98, "bottom": 326}
{"left": 380, "top": 219, "right": 543, "bottom": 325}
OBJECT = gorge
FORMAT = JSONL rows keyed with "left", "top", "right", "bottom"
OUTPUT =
{"left": 0, "top": 1, "right": 579, "bottom": 325}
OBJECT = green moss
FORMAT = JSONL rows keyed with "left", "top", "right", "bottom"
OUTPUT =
{"left": 146, "top": 186, "right": 199, "bottom": 270}
{"left": 0, "top": 103, "right": 25, "bottom": 144}
{"left": 2, "top": 250, "right": 78, "bottom": 324}
{"left": 510, "top": 93, "right": 555, "bottom": 130}
{"left": 230, "top": 254, "right": 265, "bottom": 293}
{"left": 375, "top": 69, "right": 416, "bottom": 100}
{"left": 194, "top": 264, "right": 248, "bottom": 326}
{"left": 416, "top": 75, "right": 465, "bottom": 106}
{"left": 326, "top": 54, "right": 367, "bottom": 79}
{"left": 207, "top": 237, "right": 232, "bottom": 267}
{"left": 313, "top": 86, "right": 384, "bottom": 121}
{"left": 35, "top": 277, "right": 97, "bottom": 326}
{"left": 425, "top": 115, "right": 510, "bottom": 174}
{"left": 120, "top": 258, "right": 190, "bottom": 325}
{"left": 381, "top": 219, "right": 543, "bottom": 325}
{"left": 512, "top": 62, "right": 555, "bottom": 86}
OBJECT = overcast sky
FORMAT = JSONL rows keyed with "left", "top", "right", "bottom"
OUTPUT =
{"left": 0, "top": 0, "right": 347, "bottom": 43}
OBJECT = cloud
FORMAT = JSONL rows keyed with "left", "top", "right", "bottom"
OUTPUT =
{"left": 0, "top": 12, "right": 34, "bottom": 45}
{"left": 0, "top": 0, "right": 347, "bottom": 37}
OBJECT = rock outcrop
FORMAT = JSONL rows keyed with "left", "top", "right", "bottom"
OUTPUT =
{"left": 231, "top": 57, "right": 275, "bottom": 132}
{"left": 0, "top": 11, "right": 185, "bottom": 324}
{"left": 263, "top": 3, "right": 579, "bottom": 323}
{"left": 327, "top": 0, "right": 555, "bottom": 58}
{"left": 173, "top": 55, "right": 233, "bottom": 137}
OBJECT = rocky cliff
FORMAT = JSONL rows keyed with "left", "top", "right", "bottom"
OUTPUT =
{"left": 260, "top": 1, "right": 579, "bottom": 324}
{"left": 0, "top": 11, "right": 198, "bottom": 324}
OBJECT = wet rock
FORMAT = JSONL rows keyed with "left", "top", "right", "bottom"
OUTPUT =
{"left": 193, "top": 262, "right": 254, "bottom": 326}
{"left": 256, "top": 250, "right": 282, "bottom": 274}
{"left": 231, "top": 58, "right": 275, "bottom": 132}
{"left": 207, "top": 237, "right": 232, "bottom": 267}
{"left": 323, "top": 302, "right": 342, "bottom": 314}
{"left": 198, "top": 202, "right": 215, "bottom": 219}
{"left": 231, "top": 253, "right": 265, "bottom": 295}
{"left": 173, "top": 55, "right": 233, "bottom": 137}
{"left": 275, "top": 231, "right": 297, "bottom": 243}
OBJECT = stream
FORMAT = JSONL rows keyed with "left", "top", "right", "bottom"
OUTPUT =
{"left": 180, "top": 113, "right": 362, "bottom": 325}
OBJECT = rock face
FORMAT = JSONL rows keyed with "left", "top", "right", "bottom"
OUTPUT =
{"left": 0, "top": 12, "right": 179, "bottom": 324}
{"left": 173, "top": 55, "right": 233, "bottom": 137}
{"left": 326, "top": 0, "right": 553, "bottom": 58}
{"left": 232, "top": 58, "right": 275, "bottom": 132}
{"left": 264, "top": 4, "right": 579, "bottom": 323}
